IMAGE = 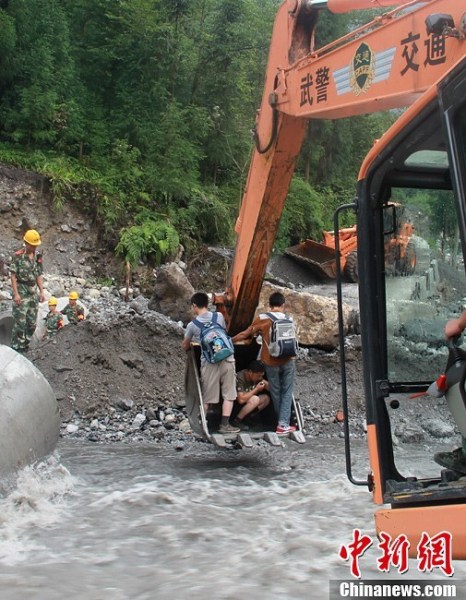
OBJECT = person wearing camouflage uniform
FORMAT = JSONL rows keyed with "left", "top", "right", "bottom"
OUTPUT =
{"left": 10, "top": 229, "right": 46, "bottom": 353}
{"left": 62, "top": 290, "right": 85, "bottom": 324}
{"left": 43, "top": 297, "right": 64, "bottom": 338}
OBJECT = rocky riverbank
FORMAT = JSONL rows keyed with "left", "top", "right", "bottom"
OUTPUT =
{"left": 16, "top": 272, "right": 367, "bottom": 446}
{"left": 0, "top": 270, "right": 455, "bottom": 449}
{"left": 0, "top": 164, "right": 461, "bottom": 450}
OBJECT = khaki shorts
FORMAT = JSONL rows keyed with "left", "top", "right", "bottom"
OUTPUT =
{"left": 200, "top": 359, "right": 237, "bottom": 404}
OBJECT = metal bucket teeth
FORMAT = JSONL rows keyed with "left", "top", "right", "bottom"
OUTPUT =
{"left": 236, "top": 433, "right": 253, "bottom": 448}
{"left": 263, "top": 432, "right": 283, "bottom": 446}
{"left": 210, "top": 433, "right": 228, "bottom": 448}
{"left": 290, "top": 430, "right": 306, "bottom": 444}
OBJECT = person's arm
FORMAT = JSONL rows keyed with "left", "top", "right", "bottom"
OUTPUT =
{"left": 232, "top": 324, "right": 256, "bottom": 343}
{"left": 42, "top": 315, "right": 48, "bottom": 339}
{"left": 10, "top": 272, "right": 21, "bottom": 305}
{"left": 446, "top": 309, "right": 466, "bottom": 338}
{"left": 181, "top": 322, "right": 194, "bottom": 351}
{"left": 260, "top": 379, "right": 269, "bottom": 391}
{"left": 36, "top": 274, "right": 45, "bottom": 303}
{"left": 181, "top": 337, "right": 192, "bottom": 351}
{"left": 237, "top": 380, "right": 267, "bottom": 404}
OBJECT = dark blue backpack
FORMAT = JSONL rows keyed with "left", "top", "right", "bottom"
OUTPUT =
{"left": 266, "top": 312, "right": 298, "bottom": 358}
{"left": 193, "top": 312, "right": 234, "bottom": 364}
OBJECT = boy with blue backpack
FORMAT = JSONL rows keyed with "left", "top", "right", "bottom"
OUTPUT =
{"left": 182, "top": 292, "right": 239, "bottom": 434}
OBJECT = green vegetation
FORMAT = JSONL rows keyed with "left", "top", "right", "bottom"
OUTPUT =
{"left": 393, "top": 188, "right": 459, "bottom": 261}
{"left": 0, "top": 0, "right": 398, "bottom": 264}
{"left": 116, "top": 218, "right": 180, "bottom": 267}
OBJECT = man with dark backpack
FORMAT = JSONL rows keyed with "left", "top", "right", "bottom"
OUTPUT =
{"left": 232, "top": 291, "right": 297, "bottom": 434}
{"left": 182, "top": 292, "right": 239, "bottom": 434}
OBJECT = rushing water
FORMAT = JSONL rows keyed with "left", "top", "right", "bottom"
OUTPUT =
{"left": 0, "top": 437, "right": 465, "bottom": 599}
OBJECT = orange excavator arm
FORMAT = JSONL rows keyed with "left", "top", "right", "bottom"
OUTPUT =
{"left": 223, "top": 0, "right": 465, "bottom": 334}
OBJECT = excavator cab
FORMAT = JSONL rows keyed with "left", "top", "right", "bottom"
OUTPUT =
{"left": 340, "top": 57, "right": 466, "bottom": 556}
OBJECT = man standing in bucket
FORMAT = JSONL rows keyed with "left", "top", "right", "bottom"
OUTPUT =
{"left": 233, "top": 291, "right": 297, "bottom": 434}
{"left": 9, "top": 229, "right": 45, "bottom": 353}
{"left": 182, "top": 292, "right": 240, "bottom": 434}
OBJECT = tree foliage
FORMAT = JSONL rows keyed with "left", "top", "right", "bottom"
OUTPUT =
{"left": 116, "top": 218, "right": 180, "bottom": 267}
{"left": 276, "top": 178, "right": 325, "bottom": 250}
{"left": 0, "top": 1, "right": 399, "bottom": 259}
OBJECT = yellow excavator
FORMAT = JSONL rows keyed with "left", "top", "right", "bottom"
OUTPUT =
{"left": 285, "top": 204, "right": 416, "bottom": 281}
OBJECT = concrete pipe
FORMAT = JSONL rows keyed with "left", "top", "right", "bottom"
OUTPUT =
{"left": 0, "top": 311, "right": 13, "bottom": 346}
{"left": 0, "top": 346, "right": 60, "bottom": 478}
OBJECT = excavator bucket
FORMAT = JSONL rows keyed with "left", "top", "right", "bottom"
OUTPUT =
{"left": 285, "top": 239, "right": 339, "bottom": 279}
{"left": 184, "top": 345, "right": 305, "bottom": 447}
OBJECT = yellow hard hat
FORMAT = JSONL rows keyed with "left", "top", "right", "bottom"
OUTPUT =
{"left": 69, "top": 291, "right": 79, "bottom": 300}
{"left": 23, "top": 229, "right": 42, "bottom": 246}
{"left": 48, "top": 296, "right": 58, "bottom": 306}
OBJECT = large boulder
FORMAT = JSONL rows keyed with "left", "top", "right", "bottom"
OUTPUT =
{"left": 149, "top": 262, "right": 195, "bottom": 324}
{"left": 257, "top": 282, "right": 352, "bottom": 349}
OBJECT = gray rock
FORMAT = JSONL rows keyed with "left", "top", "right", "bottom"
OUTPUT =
{"left": 132, "top": 413, "right": 146, "bottom": 429}
{"left": 422, "top": 418, "right": 455, "bottom": 438}
{"left": 130, "top": 296, "right": 149, "bottom": 315}
{"left": 119, "top": 353, "right": 144, "bottom": 371}
{"left": 149, "top": 263, "right": 194, "bottom": 324}
{"left": 394, "top": 422, "right": 425, "bottom": 443}
{"left": 112, "top": 397, "right": 134, "bottom": 411}
{"left": 395, "top": 318, "right": 446, "bottom": 347}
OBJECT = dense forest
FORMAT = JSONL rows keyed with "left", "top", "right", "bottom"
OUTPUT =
{"left": 0, "top": 0, "right": 400, "bottom": 267}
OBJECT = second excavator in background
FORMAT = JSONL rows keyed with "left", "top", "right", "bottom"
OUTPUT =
{"left": 285, "top": 202, "right": 416, "bottom": 281}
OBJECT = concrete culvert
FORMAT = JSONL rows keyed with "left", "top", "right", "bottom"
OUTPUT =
{"left": 0, "top": 311, "right": 13, "bottom": 346}
{"left": 0, "top": 346, "right": 60, "bottom": 478}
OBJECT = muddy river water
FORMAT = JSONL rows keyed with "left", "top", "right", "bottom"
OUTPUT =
{"left": 1, "top": 437, "right": 465, "bottom": 599}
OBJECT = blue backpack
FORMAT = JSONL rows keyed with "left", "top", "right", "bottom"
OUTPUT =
{"left": 193, "top": 312, "right": 234, "bottom": 364}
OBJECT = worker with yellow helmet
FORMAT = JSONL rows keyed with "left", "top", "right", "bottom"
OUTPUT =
{"left": 43, "top": 296, "right": 64, "bottom": 338}
{"left": 9, "top": 229, "right": 46, "bottom": 353}
{"left": 62, "top": 290, "right": 85, "bottom": 324}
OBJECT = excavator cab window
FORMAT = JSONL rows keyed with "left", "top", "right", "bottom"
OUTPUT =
{"left": 353, "top": 61, "right": 466, "bottom": 514}
{"left": 385, "top": 187, "right": 456, "bottom": 382}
